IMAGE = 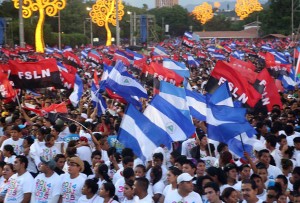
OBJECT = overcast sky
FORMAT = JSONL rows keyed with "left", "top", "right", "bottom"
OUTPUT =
{"left": 123, "top": 0, "right": 267, "bottom": 9}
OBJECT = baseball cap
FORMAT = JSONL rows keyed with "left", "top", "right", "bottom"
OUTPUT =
{"left": 40, "top": 157, "right": 56, "bottom": 170}
{"left": 67, "top": 157, "right": 84, "bottom": 172}
{"left": 177, "top": 173, "right": 194, "bottom": 184}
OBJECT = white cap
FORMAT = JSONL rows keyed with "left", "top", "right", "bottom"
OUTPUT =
{"left": 81, "top": 113, "right": 88, "bottom": 119}
{"left": 177, "top": 173, "right": 193, "bottom": 184}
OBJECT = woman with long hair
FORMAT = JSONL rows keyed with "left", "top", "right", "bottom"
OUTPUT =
{"left": 159, "top": 166, "right": 182, "bottom": 203}
{"left": 99, "top": 182, "right": 119, "bottom": 203}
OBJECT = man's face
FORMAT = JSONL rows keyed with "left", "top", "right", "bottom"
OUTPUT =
{"left": 179, "top": 181, "right": 194, "bottom": 193}
{"left": 266, "top": 189, "right": 277, "bottom": 203}
{"left": 259, "top": 152, "right": 270, "bottom": 165}
{"left": 240, "top": 167, "right": 251, "bottom": 180}
{"left": 152, "top": 157, "right": 162, "bottom": 166}
{"left": 242, "top": 183, "right": 257, "bottom": 201}
{"left": 10, "top": 130, "right": 19, "bottom": 140}
{"left": 253, "top": 177, "right": 264, "bottom": 191}
{"left": 204, "top": 187, "right": 219, "bottom": 203}
{"left": 56, "top": 158, "right": 66, "bottom": 170}
{"left": 182, "top": 164, "right": 195, "bottom": 176}
{"left": 13, "top": 158, "right": 22, "bottom": 172}
{"left": 257, "top": 169, "right": 268, "bottom": 182}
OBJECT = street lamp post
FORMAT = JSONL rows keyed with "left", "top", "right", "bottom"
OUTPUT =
{"left": 86, "top": 7, "right": 93, "bottom": 46}
{"left": 58, "top": 11, "right": 61, "bottom": 50}
{"left": 19, "top": 0, "right": 25, "bottom": 47}
{"left": 127, "top": 11, "right": 133, "bottom": 45}
{"left": 116, "top": 0, "right": 120, "bottom": 46}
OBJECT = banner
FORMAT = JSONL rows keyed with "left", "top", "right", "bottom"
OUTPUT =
{"left": 8, "top": 58, "right": 62, "bottom": 89}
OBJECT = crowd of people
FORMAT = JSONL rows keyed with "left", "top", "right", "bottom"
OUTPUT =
{"left": 0, "top": 36, "right": 300, "bottom": 203}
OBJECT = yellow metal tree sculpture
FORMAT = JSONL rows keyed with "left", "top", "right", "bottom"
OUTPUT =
{"left": 235, "top": 0, "right": 263, "bottom": 20}
{"left": 13, "top": 0, "right": 66, "bottom": 53}
{"left": 89, "top": 0, "right": 124, "bottom": 46}
{"left": 192, "top": 2, "right": 214, "bottom": 25}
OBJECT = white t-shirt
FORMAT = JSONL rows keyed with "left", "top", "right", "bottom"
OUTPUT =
{"left": 162, "top": 185, "right": 176, "bottom": 197}
{"left": 241, "top": 199, "right": 264, "bottom": 203}
{"left": 58, "top": 127, "right": 70, "bottom": 142}
{"left": 59, "top": 173, "right": 86, "bottom": 203}
{"left": 4, "top": 171, "right": 34, "bottom": 203}
{"left": 4, "top": 155, "right": 16, "bottom": 164}
{"left": 76, "top": 146, "right": 92, "bottom": 165}
{"left": 164, "top": 190, "right": 202, "bottom": 203}
{"left": 31, "top": 142, "right": 61, "bottom": 166}
{"left": 152, "top": 180, "right": 165, "bottom": 195}
{"left": 115, "top": 178, "right": 126, "bottom": 202}
{"left": 32, "top": 172, "right": 61, "bottom": 203}
{"left": 1, "top": 138, "right": 24, "bottom": 155}
{"left": 181, "top": 138, "right": 196, "bottom": 158}
{"left": 77, "top": 194, "right": 104, "bottom": 203}
{"left": 113, "top": 168, "right": 124, "bottom": 184}
{"left": 134, "top": 194, "right": 154, "bottom": 203}
{"left": 267, "top": 164, "right": 282, "bottom": 180}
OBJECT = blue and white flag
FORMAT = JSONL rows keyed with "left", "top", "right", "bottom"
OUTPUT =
{"left": 163, "top": 58, "right": 190, "bottom": 78}
{"left": 144, "top": 95, "right": 195, "bottom": 141}
{"left": 232, "top": 50, "right": 245, "bottom": 60}
{"left": 106, "top": 61, "right": 148, "bottom": 107}
{"left": 153, "top": 45, "right": 169, "bottom": 56}
{"left": 118, "top": 104, "right": 173, "bottom": 162}
{"left": 159, "top": 81, "right": 190, "bottom": 119}
{"left": 270, "top": 50, "right": 289, "bottom": 64}
{"left": 99, "top": 64, "right": 113, "bottom": 92}
{"left": 45, "top": 47, "right": 54, "bottom": 54}
{"left": 187, "top": 55, "right": 200, "bottom": 67}
{"left": 206, "top": 83, "right": 256, "bottom": 156}
{"left": 207, "top": 46, "right": 216, "bottom": 53}
{"left": 261, "top": 45, "right": 273, "bottom": 51}
{"left": 184, "top": 31, "right": 193, "bottom": 39}
{"left": 91, "top": 82, "right": 107, "bottom": 116}
{"left": 69, "top": 74, "right": 84, "bottom": 107}
{"left": 125, "top": 49, "right": 144, "bottom": 60}
{"left": 185, "top": 89, "right": 206, "bottom": 121}
{"left": 210, "top": 52, "right": 226, "bottom": 60}
{"left": 279, "top": 67, "right": 298, "bottom": 90}
{"left": 81, "top": 49, "right": 89, "bottom": 59}
{"left": 63, "top": 46, "right": 72, "bottom": 52}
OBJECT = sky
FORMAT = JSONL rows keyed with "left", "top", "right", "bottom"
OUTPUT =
{"left": 123, "top": 0, "right": 268, "bottom": 9}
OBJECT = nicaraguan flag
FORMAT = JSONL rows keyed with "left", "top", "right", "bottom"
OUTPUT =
{"left": 163, "top": 58, "right": 190, "bottom": 78}
{"left": 207, "top": 46, "right": 216, "bottom": 53}
{"left": 63, "top": 46, "right": 73, "bottom": 53}
{"left": 270, "top": 50, "right": 289, "bottom": 64}
{"left": 159, "top": 81, "right": 190, "bottom": 120}
{"left": 153, "top": 45, "right": 169, "bottom": 56}
{"left": 69, "top": 74, "right": 84, "bottom": 107}
{"left": 53, "top": 48, "right": 63, "bottom": 54}
{"left": 106, "top": 61, "right": 148, "bottom": 107}
{"left": 99, "top": 64, "right": 113, "bottom": 92}
{"left": 210, "top": 52, "right": 226, "bottom": 60}
{"left": 261, "top": 45, "right": 273, "bottom": 51}
{"left": 91, "top": 82, "right": 107, "bottom": 116}
{"left": 125, "top": 49, "right": 144, "bottom": 60}
{"left": 185, "top": 89, "right": 207, "bottom": 121}
{"left": 232, "top": 50, "right": 245, "bottom": 60}
{"left": 144, "top": 95, "right": 195, "bottom": 141}
{"left": 187, "top": 55, "right": 200, "bottom": 67}
{"left": 118, "top": 104, "right": 173, "bottom": 162}
{"left": 81, "top": 49, "right": 89, "bottom": 59}
{"left": 184, "top": 31, "right": 193, "bottom": 39}
{"left": 45, "top": 47, "right": 54, "bottom": 54}
{"left": 206, "top": 83, "right": 256, "bottom": 157}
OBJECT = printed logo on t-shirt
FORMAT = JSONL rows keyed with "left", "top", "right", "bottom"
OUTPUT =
{"left": 62, "top": 181, "right": 77, "bottom": 202}
{"left": 35, "top": 179, "right": 52, "bottom": 202}
{"left": 6, "top": 179, "right": 18, "bottom": 201}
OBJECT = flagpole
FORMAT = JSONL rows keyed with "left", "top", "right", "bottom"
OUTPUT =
{"left": 14, "top": 90, "right": 22, "bottom": 109}
{"left": 239, "top": 134, "right": 246, "bottom": 152}
{"left": 59, "top": 115, "right": 88, "bottom": 130}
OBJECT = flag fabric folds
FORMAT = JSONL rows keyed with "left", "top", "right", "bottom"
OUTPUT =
{"left": 144, "top": 95, "right": 195, "bottom": 141}
{"left": 118, "top": 104, "right": 173, "bottom": 162}
{"left": 91, "top": 82, "right": 107, "bottom": 116}
{"left": 185, "top": 89, "right": 206, "bottom": 121}
{"left": 69, "top": 74, "right": 84, "bottom": 107}
{"left": 162, "top": 58, "right": 190, "bottom": 78}
{"left": 106, "top": 61, "right": 148, "bottom": 108}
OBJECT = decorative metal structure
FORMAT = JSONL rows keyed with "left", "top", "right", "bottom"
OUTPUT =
{"left": 13, "top": 0, "right": 66, "bottom": 53}
{"left": 89, "top": 0, "right": 124, "bottom": 46}
{"left": 235, "top": 0, "right": 263, "bottom": 20}
{"left": 192, "top": 2, "right": 214, "bottom": 25}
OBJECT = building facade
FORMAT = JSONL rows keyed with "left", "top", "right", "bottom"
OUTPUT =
{"left": 155, "top": 0, "right": 178, "bottom": 8}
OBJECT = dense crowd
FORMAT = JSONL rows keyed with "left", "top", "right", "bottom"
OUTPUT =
{"left": 0, "top": 37, "right": 300, "bottom": 203}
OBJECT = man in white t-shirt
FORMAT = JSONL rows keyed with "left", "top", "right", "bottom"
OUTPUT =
{"left": 241, "top": 179, "right": 264, "bottom": 203}
{"left": 31, "top": 157, "right": 61, "bottom": 203}
{"left": 0, "top": 125, "right": 24, "bottom": 158}
{"left": 204, "top": 182, "right": 225, "bottom": 203}
{"left": 133, "top": 177, "right": 154, "bottom": 203}
{"left": 257, "top": 149, "right": 282, "bottom": 180}
{"left": 58, "top": 156, "right": 86, "bottom": 203}
{"left": 164, "top": 173, "right": 202, "bottom": 203}
{"left": 4, "top": 155, "right": 34, "bottom": 203}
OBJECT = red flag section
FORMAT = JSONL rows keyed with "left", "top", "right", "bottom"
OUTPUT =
{"left": 105, "top": 88, "right": 127, "bottom": 104}
{"left": 23, "top": 102, "right": 68, "bottom": 116}
{"left": 207, "top": 61, "right": 261, "bottom": 107}
{"left": 63, "top": 51, "right": 82, "bottom": 67}
{"left": 142, "top": 62, "right": 183, "bottom": 86}
{"left": 229, "top": 56, "right": 257, "bottom": 84}
{"left": 253, "top": 69, "right": 282, "bottom": 111}
{"left": 0, "top": 71, "right": 16, "bottom": 99}
{"left": 8, "top": 58, "right": 63, "bottom": 89}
